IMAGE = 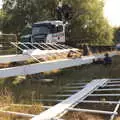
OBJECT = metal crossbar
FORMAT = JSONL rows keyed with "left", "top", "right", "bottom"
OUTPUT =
{"left": 105, "top": 84, "right": 120, "bottom": 87}
{"left": 25, "top": 42, "right": 39, "bottom": 49}
{"left": 108, "top": 81, "right": 120, "bottom": 84}
{"left": 81, "top": 100, "right": 120, "bottom": 104}
{"left": 90, "top": 94, "right": 120, "bottom": 97}
{"left": 18, "top": 42, "right": 31, "bottom": 49}
{"left": 34, "top": 99, "right": 63, "bottom": 102}
{"left": 68, "top": 108, "right": 117, "bottom": 115}
{"left": 0, "top": 110, "right": 36, "bottom": 117}
{"left": 11, "top": 42, "right": 74, "bottom": 51}
{"left": 110, "top": 100, "right": 120, "bottom": 120}
{"left": 11, "top": 42, "right": 41, "bottom": 63}
{"left": 34, "top": 43, "right": 47, "bottom": 50}
{"left": 9, "top": 42, "right": 79, "bottom": 64}
{"left": 96, "top": 88, "right": 120, "bottom": 91}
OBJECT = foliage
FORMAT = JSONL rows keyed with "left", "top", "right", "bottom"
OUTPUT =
{"left": 1, "top": 0, "right": 57, "bottom": 33}
{"left": 65, "top": 0, "right": 114, "bottom": 46}
{"left": 0, "top": 9, "right": 6, "bottom": 30}
{"left": 0, "top": 104, "right": 43, "bottom": 120}
{"left": 113, "top": 27, "right": 120, "bottom": 44}
{"left": 1, "top": 0, "right": 114, "bottom": 45}
{"left": 0, "top": 88, "right": 13, "bottom": 107}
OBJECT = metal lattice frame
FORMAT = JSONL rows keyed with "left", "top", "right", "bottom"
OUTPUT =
{"left": 32, "top": 78, "right": 120, "bottom": 120}
{"left": 0, "top": 42, "right": 117, "bottom": 78}
{"left": 0, "top": 42, "right": 78, "bottom": 63}
{"left": 0, "top": 78, "right": 120, "bottom": 120}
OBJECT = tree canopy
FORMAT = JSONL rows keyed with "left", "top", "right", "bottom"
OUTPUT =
{"left": 0, "top": 0, "right": 114, "bottom": 46}
{"left": 65, "top": 0, "right": 113, "bottom": 46}
{"left": 113, "top": 27, "right": 120, "bottom": 44}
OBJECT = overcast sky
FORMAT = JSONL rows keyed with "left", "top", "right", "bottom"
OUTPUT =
{"left": 0, "top": 0, "right": 2, "bottom": 9}
{"left": 104, "top": 0, "right": 120, "bottom": 26}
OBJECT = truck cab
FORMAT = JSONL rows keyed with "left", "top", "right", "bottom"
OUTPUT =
{"left": 31, "top": 20, "right": 66, "bottom": 43}
{"left": 20, "top": 21, "right": 66, "bottom": 44}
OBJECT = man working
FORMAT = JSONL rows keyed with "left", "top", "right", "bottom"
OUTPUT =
{"left": 104, "top": 53, "right": 112, "bottom": 64}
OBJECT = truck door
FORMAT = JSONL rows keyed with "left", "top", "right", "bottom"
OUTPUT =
{"left": 52, "top": 25, "right": 65, "bottom": 43}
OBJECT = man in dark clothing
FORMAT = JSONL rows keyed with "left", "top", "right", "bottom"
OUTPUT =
{"left": 104, "top": 53, "right": 112, "bottom": 64}
{"left": 83, "top": 45, "right": 90, "bottom": 56}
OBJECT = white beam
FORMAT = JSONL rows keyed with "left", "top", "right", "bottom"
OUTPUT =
{"left": 0, "top": 48, "right": 78, "bottom": 63}
{"left": 81, "top": 100, "right": 120, "bottom": 104}
{"left": 96, "top": 88, "right": 120, "bottom": 91}
{"left": 0, "top": 54, "right": 30, "bottom": 63}
{"left": 0, "top": 110, "right": 35, "bottom": 117}
{"left": 106, "top": 84, "right": 120, "bottom": 87}
{"left": 0, "top": 56, "right": 92, "bottom": 78}
{"left": 63, "top": 86, "right": 84, "bottom": 89}
{"left": 63, "top": 90, "right": 79, "bottom": 93}
{"left": 0, "top": 52, "right": 117, "bottom": 78}
{"left": 68, "top": 108, "right": 118, "bottom": 115}
{"left": 109, "top": 80, "right": 120, "bottom": 83}
{"left": 34, "top": 99, "right": 63, "bottom": 102}
{"left": 68, "top": 108, "right": 117, "bottom": 115}
{"left": 90, "top": 94, "right": 120, "bottom": 97}
{"left": 110, "top": 100, "right": 120, "bottom": 120}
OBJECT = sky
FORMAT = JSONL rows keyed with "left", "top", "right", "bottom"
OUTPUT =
{"left": 104, "top": 0, "right": 120, "bottom": 27}
{"left": 0, "top": 0, "right": 2, "bottom": 9}
{"left": 0, "top": 0, "right": 120, "bottom": 27}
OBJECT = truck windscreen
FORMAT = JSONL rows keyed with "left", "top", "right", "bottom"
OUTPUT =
{"left": 32, "top": 26, "right": 50, "bottom": 35}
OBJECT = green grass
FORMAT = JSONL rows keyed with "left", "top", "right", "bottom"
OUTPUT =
{"left": 0, "top": 48, "right": 17, "bottom": 55}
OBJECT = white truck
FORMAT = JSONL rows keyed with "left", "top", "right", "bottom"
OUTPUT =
{"left": 21, "top": 20, "right": 66, "bottom": 44}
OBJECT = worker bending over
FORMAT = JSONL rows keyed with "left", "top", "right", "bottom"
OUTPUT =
{"left": 93, "top": 53, "right": 112, "bottom": 65}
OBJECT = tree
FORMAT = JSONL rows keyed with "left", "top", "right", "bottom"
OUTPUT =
{"left": 113, "top": 27, "right": 120, "bottom": 44}
{"left": 65, "top": 0, "right": 114, "bottom": 46}
{"left": 0, "top": 9, "right": 6, "bottom": 31}
{"left": 2, "top": 0, "right": 37, "bottom": 33}
{"left": 1, "top": 0, "right": 57, "bottom": 34}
